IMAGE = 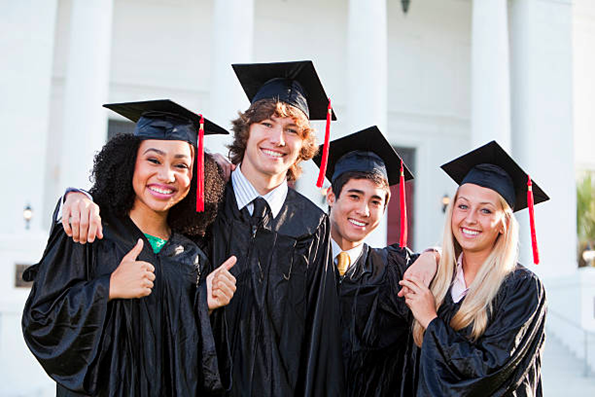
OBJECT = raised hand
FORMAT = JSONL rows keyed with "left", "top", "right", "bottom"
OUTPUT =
{"left": 398, "top": 250, "right": 439, "bottom": 298}
{"left": 207, "top": 255, "right": 237, "bottom": 311}
{"left": 399, "top": 275, "right": 438, "bottom": 329}
{"left": 62, "top": 191, "right": 103, "bottom": 244}
{"left": 109, "top": 239, "right": 156, "bottom": 300}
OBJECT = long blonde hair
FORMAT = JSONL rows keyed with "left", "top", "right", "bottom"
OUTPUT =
{"left": 412, "top": 188, "right": 519, "bottom": 346}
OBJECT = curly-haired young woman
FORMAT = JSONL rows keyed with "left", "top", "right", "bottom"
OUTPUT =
{"left": 22, "top": 100, "right": 237, "bottom": 396}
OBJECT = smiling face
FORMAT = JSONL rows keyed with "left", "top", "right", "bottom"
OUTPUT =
{"left": 451, "top": 183, "right": 506, "bottom": 258}
{"left": 328, "top": 177, "right": 388, "bottom": 251}
{"left": 131, "top": 139, "right": 194, "bottom": 216}
{"left": 240, "top": 115, "right": 304, "bottom": 186}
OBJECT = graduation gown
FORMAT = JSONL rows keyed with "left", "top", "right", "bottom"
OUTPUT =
{"left": 208, "top": 184, "right": 345, "bottom": 396}
{"left": 339, "top": 243, "right": 418, "bottom": 397}
{"left": 412, "top": 265, "right": 546, "bottom": 397}
{"left": 22, "top": 207, "right": 230, "bottom": 397}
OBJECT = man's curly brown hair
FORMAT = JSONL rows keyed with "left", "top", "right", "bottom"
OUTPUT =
{"left": 89, "top": 134, "right": 226, "bottom": 238}
{"left": 227, "top": 99, "right": 318, "bottom": 182}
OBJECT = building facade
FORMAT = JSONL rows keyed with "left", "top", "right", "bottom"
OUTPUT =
{"left": 1, "top": 0, "right": 593, "bottom": 394}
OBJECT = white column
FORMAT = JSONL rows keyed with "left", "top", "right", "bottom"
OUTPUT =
{"left": 471, "top": 0, "right": 511, "bottom": 149}
{"left": 347, "top": 0, "right": 388, "bottom": 134}
{"left": 59, "top": 0, "right": 114, "bottom": 191}
{"left": 208, "top": 0, "right": 254, "bottom": 156}
{"left": 0, "top": 0, "right": 58, "bottom": 234}
{"left": 0, "top": 2, "right": 58, "bottom": 395}
{"left": 347, "top": 0, "right": 388, "bottom": 248}
{"left": 509, "top": 0, "right": 575, "bottom": 278}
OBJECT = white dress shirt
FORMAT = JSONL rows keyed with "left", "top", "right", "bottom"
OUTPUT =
{"left": 231, "top": 165, "right": 288, "bottom": 218}
{"left": 451, "top": 254, "right": 469, "bottom": 303}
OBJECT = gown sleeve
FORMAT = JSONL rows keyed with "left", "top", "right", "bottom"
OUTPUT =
{"left": 193, "top": 251, "right": 232, "bottom": 394}
{"left": 370, "top": 245, "right": 419, "bottom": 326}
{"left": 300, "top": 216, "right": 345, "bottom": 397}
{"left": 21, "top": 225, "right": 111, "bottom": 395}
{"left": 417, "top": 269, "right": 547, "bottom": 396}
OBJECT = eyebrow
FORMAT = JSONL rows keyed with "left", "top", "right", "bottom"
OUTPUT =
{"left": 457, "top": 196, "right": 496, "bottom": 207}
{"left": 345, "top": 188, "right": 384, "bottom": 201}
{"left": 346, "top": 188, "right": 364, "bottom": 195}
{"left": 266, "top": 118, "right": 299, "bottom": 128}
{"left": 143, "top": 148, "right": 190, "bottom": 159}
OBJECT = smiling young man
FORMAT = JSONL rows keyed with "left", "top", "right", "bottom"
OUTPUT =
{"left": 313, "top": 126, "right": 438, "bottom": 397}
{"left": 204, "top": 61, "right": 344, "bottom": 397}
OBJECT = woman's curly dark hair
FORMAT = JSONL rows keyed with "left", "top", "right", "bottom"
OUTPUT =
{"left": 90, "top": 133, "right": 226, "bottom": 238}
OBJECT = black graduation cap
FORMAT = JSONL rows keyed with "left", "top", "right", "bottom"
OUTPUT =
{"left": 440, "top": 140, "right": 550, "bottom": 264}
{"left": 104, "top": 99, "right": 229, "bottom": 213}
{"left": 232, "top": 60, "right": 337, "bottom": 121}
{"left": 440, "top": 140, "right": 549, "bottom": 212}
{"left": 312, "top": 126, "right": 413, "bottom": 186}
{"left": 103, "top": 99, "right": 229, "bottom": 146}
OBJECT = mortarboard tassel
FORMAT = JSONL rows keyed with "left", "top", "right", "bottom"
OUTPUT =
{"left": 399, "top": 160, "right": 408, "bottom": 247}
{"left": 527, "top": 175, "right": 539, "bottom": 264}
{"left": 196, "top": 115, "right": 205, "bottom": 212}
{"left": 316, "top": 98, "right": 332, "bottom": 188}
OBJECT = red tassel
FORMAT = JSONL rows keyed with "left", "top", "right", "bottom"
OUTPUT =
{"left": 527, "top": 175, "right": 539, "bottom": 264}
{"left": 196, "top": 115, "right": 205, "bottom": 212}
{"left": 316, "top": 98, "right": 332, "bottom": 188}
{"left": 399, "top": 160, "right": 408, "bottom": 247}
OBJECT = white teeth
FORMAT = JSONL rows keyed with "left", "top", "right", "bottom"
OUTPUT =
{"left": 349, "top": 219, "right": 366, "bottom": 227}
{"left": 150, "top": 186, "right": 173, "bottom": 194}
{"left": 262, "top": 149, "right": 283, "bottom": 158}
{"left": 462, "top": 228, "right": 479, "bottom": 236}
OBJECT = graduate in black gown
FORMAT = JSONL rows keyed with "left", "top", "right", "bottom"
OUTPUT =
{"left": 313, "top": 126, "right": 439, "bottom": 397}
{"left": 399, "top": 141, "right": 549, "bottom": 396}
{"left": 206, "top": 61, "right": 344, "bottom": 396}
{"left": 22, "top": 100, "right": 237, "bottom": 396}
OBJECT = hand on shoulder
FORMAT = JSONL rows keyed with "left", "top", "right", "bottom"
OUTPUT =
{"left": 62, "top": 190, "right": 103, "bottom": 244}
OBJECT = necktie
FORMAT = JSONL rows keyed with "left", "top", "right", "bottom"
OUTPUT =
{"left": 336, "top": 251, "right": 350, "bottom": 277}
{"left": 252, "top": 197, "right": 269, "bottom": 222}
{"left": 250, "top": 197, "right": 270, "bottom": 236}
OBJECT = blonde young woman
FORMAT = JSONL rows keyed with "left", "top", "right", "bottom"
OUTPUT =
{"left": 399, "top": 141, "right": 548, "bottom": 396}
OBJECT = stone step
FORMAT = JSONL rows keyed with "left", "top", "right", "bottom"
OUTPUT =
{"left": 542, "top": 333, "right": 595, "bottom": 396}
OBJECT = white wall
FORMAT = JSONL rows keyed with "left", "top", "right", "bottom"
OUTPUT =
{"left": 387, "top": 0, "right": 472, "bottom": 251}
{"left": 573, "top": 0, "right": 595, "bottom": 174}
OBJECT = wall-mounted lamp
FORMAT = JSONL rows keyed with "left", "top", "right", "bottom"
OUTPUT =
{"left": 401, "top": 0, "right": 411, "bottom": 14}
{"left": 441, "top": 194, "right": 450, "bottom": 213}
{"left": 23, "top": 204, "right": 33, "bottom": 230}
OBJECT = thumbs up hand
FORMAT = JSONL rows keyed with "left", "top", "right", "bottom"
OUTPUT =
{"left": 207, "top": 256, "right": 237, "bottom": 311}
{"left": 109, "top": 239, "right": 156, "bottom": 300}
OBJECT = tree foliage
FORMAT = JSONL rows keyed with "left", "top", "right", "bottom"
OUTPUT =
{"left": 577, "top": 173, "right": 595, "bottom": 242}
{"left": 577, "top": 173, "right": 595, "bottom": 267}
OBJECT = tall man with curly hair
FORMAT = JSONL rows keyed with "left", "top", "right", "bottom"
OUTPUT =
{"left": 206, "top": 61, "right": 344, "bottom": 396}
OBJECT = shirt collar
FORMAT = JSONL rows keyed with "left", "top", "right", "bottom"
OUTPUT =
{"left": 231, "top": 165, "right": 288, "bottom": 218}
{"left": 331, "top": 238, "right": 364, "bottom": 271}
{"left": 451, "top": 253, "right": 469, "bottom": 303}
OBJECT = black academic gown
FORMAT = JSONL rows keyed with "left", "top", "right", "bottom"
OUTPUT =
{"left": 22, "top": 207, "right": 230, "bottom": 397}
{"left": 208, "top": 184, "right": 345, "bottom": 396}
{"left": 410, "top": 265, "right": 546, "bottom": 397}
{"left": 339, "top": 243, "right": 418, "bottom": 397}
